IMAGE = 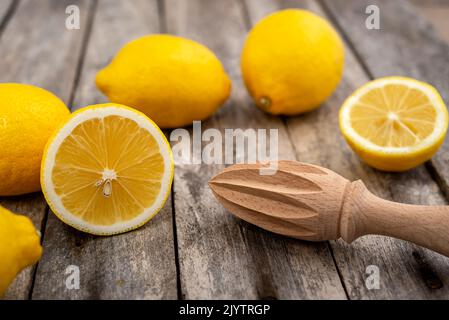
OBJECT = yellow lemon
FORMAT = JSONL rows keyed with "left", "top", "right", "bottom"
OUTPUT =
{"left": 0, "top": 205, "right": 42, "bottom": 296}
{"left": 96, "top": 34, "right": 231, "bottom": 128}
{"left": 0, "top": 83, "right": 70, "bottom": 196}
{"left": 41, "top": 104, "right": 174, "bottom": 235}
{"left": 339, "top": 77, "right": 448, "bottom": 171}
{"left": 241, "top": 9, "right": 344, "bottom": 115}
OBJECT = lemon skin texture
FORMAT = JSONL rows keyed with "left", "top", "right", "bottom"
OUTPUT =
{"left": 343, "top": 135, "right": 447, "bottom": 172}
{"left": 0, "top": 83, "right": 70, "bottom": 196}
{"left": 241, "top": 9, "right": 345, "bottom": 115}
{"left": 0, "top": 205, "right": 42, "bottom": 296}
{"left": 96, "top": 34, "right": 231, "bottom": 128}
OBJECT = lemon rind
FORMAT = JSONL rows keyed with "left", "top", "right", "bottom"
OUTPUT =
{"left": 41, "top": 104, "right": 174, "bottom": 236}
{"left": 339, "top": 77, "right": 449, "bottom": 155}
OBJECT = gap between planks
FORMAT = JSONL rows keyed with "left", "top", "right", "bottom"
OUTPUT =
{"left": 166, "top": 0, "right": 347, "bottom": 299}
{"left": 316, "top": 0, "right": 449, "bottom": 298}
{"left": 0, "top": 0, "right": 96, "bottom": 299}
{"left": 239, "top": 0, "right": 350, "bottom": 299}
{"left": 158, "top": 0, "right": 183, "bottom": 301}
{"left": 243, "top": 0, "right": 449, "bottom": 299}
{"left": 31, "top": 0, "right": 178, "bottom": 300}
{"left": 0, "top": 0, "right": 19, "bottom": 40}
{"left": 2, "top": 0, "right": 444, "bottom": 300}
{"left": 28, "top": 0, "right": 99, "bottom": 300}
{"left": 320, "top": 0, "right": 449, "bottom": 202}
{"left": 239, "top": 0, "right": 350, "bottom": 300}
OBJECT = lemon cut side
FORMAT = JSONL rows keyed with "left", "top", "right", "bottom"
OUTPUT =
{"left": 41, "top": 104, "right": 174, "bottom": 235}
{"left": 340, "top": 77, "right": 448, "bottom": 171}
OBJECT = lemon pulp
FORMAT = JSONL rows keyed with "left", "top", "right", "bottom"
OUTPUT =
{"left": 42, "top": 104, "right": 173, "bottom": 235}
{"left": 349, "top": 84, "right": 436, "bottom": 147}
{"left": 339, "top": 77, "right": 448, "bottom": 171}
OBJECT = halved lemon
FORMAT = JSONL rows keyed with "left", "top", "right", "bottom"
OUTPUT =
{"left": 339, "top": 77, "right": 448, "bottom": 171}
{"left": 41, "top": 104, "right": 174, "bottom": 235}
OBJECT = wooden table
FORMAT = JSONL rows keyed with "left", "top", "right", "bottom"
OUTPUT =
{"left": 2, "top": 0, "right": 449, "bottom": 300}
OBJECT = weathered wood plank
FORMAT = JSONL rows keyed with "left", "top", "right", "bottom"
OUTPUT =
{"left": 165, "top": 0, "right": 346, "bottom": 299}
{"left": 32, "top": 0, "right": 178, "bottom": 299}
{"left": 244, "top": 0, "right": 449, "bottom": 298}
{"left": 0, "top": 0, "right": 92, "bottom": 300}
{"left": 0, "top": 0, "right": 12, "bottom": 15}
{"left": 409, "top": 0, "right": 449, "bottom": 43}
{"left": 0, "top": 0, "right": 14, "bottom": 33}
{"left": 323, "top": 0, "right": 449, "bottom": 200}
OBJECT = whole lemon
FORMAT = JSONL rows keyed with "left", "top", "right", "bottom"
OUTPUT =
{"left": 96, "top": 34, "right": 231, "bottom": 128}
{"left": 0, "top": 205, "right": 42, "bottom": 296}
{"left": 0, "top": 83, "right": 70, "bottom": 196}
{"left": 241, "top": 9, "right": 344, "bottom": 115}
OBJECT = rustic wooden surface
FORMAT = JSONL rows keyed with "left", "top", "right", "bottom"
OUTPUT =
{"left": 410, "top": 0, "right": 449, "bottom": 43}
{"left": 2, "top": 0, "right": 449, "bottom": 299}
{"left": 1, "top": 0, "right": 92, "bottom": 299}
{"left": 166, "top": 0, "right": 345, "bottom": 300}
{"left": 31, "top": 0, "right": 178, "bottom": 300}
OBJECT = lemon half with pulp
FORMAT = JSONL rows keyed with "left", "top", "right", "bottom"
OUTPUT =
{"left": 41, "top": 104, "right": 174, "bottom": 235}
{"left": 340, "top": 77, "right": 448, "bottom": 171}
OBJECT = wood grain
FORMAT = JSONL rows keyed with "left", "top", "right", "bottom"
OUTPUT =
{"left": 31, "top": 0, "right": 178, "bottom": 299}
{"left": 243, "top": 0, "right": 449, "bottom": 299}
{"left": 409, "top": 0, "right": 449, "bottom": 43}
{"left": 0, "top": 0, "right": 92, "bottom": 300}
{"left": 209, "top": 161, "right": 348, "bottom": 241}
{"left": 211, "top": 160, "right": 449, "bottom": 258}
{"left": 342, "top": 180, "right": 449, "bottom": 258}
{"left": 165, "top": 0, "right": 346, "bottom": 299}
{"left": 0, "top": 0, "right": 14, "bottom": 34}
{"left": 321, "top": 0, "right": 449, "bottom": 298}
{"left": 2, "top": 0, "right": 446, "bottom": 300}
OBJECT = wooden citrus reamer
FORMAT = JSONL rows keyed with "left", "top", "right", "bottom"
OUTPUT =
{"left": 209, "top": 160, "right": 449, "bottom": 257}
